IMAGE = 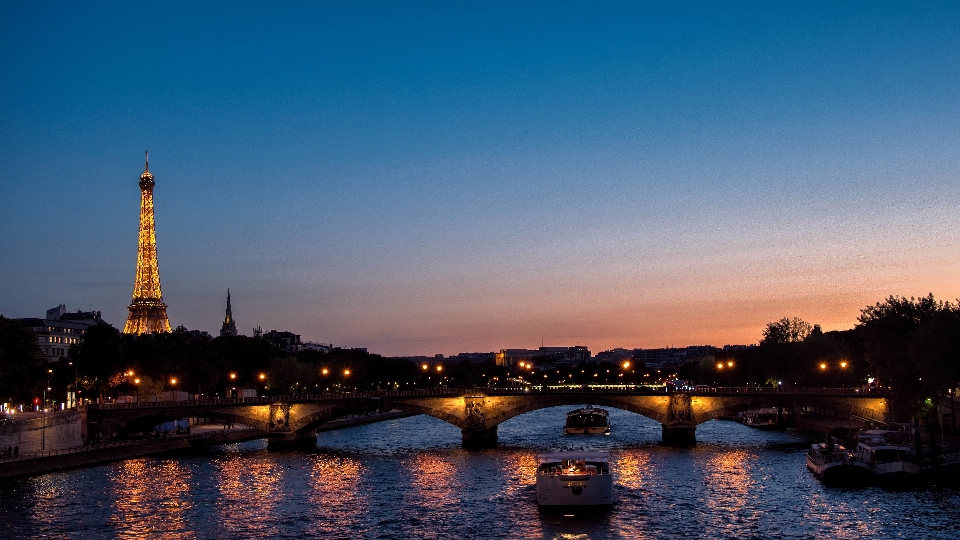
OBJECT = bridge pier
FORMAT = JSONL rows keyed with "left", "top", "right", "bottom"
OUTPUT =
{"left": 661, "top": 424, "right": 696, "bottom": 447}
{"left": 267, "top": 428, "right": 317, "bottom": 450}
{"left": 461, "top": 426, "right": 498, "bottom": 449}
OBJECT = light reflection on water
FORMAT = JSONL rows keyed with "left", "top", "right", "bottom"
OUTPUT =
{"left": 1, "top": 406, "right": 959, "bottom": 539}
{"left": 310, "top": 453, "right": 366, "bottom": 536}
{"left": 110, "top": 458, "right": 195, "bottom": 539}
{"left": 215, "top": 447, "right": 282, "bottom": 537}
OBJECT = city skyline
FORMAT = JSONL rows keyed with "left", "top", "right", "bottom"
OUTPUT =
{"left": 2, "top": 2, "right": 959, "bottom": 356}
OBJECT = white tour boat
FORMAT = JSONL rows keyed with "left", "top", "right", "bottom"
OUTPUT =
{"left": 536, "top": 451, "right": 614, "bottom": 506}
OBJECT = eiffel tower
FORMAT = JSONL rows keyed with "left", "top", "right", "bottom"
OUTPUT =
{"left": 123, "top": 152, "right": 172, "bottom": 334}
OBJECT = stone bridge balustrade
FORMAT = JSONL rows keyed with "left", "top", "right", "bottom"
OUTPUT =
{"left": 80, "top": 387, "right": 890, "bottom": 448}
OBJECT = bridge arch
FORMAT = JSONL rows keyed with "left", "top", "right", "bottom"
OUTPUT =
{"left": 485, "top": 395, "right": 670, "bottom": 427}
{"left": 90, "top": 407, "right": 269, "bottom": 440}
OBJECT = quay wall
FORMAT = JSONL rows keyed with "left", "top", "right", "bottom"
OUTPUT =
{"left": 0, "top": 411, "right": 83, "bottom": 455}
{"left": 0, "top": 428, "right": 264, "bottom": 480}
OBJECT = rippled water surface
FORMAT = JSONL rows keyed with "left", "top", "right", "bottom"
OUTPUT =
{"left": 3, "top": 407, "right": 959, "bottom": 539}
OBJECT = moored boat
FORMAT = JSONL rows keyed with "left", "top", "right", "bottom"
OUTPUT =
{"left": 853, "top": 429, "right": 922, "bottom": 488}
{"left": 563, "top": 407, "right": 611, "bottom": 435}
{"left": 806, "top": 436, "right": 867, "bottom": 485}
{"left": 536, "top": 451, "right": 614, "bottom": 506}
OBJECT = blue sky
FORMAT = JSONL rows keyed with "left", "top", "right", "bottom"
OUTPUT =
{"left": 2, "top": 1, "right": 958, "bottom": 355}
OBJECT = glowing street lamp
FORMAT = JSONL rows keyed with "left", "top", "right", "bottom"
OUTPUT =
{"left": 229, "top": 373, "right": 237, "bottom": 381}
{"left": 321, "top": 368, "right": 329, "bottom": 375}
{"left": 422, "top": 364, "right": 429, "bottom": 371}
{"left": 819, "top": 363, "right": 827, "bottom": 370}
{"left": 436, "top": 365, "right": 443, "bottom": 372}
{"left": 717, "top": 362, "right": 724, "bottom": 370}
{"left": 622, "top": 361, "right": 631, "bottom": 369}
{"left": 344, "top": 369, "right": 351, "bottom": 377}
{"left": 727, "top": 361, "right": 734, "bottom": 368}
{"left": 259, "top": 373, "right": 266, "bottom": 381}
{"left": 839, "top": 361, "right": 848, "bottom": 369}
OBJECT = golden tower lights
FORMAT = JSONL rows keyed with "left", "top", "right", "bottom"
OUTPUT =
{"left": 123, "top": 151, "right": 172, "bottom": 334}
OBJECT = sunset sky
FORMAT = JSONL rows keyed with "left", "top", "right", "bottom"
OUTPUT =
{"left": 2, "top": 1, "right": 958, "bottom": 356}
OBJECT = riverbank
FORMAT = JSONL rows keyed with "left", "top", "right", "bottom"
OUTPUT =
{"left": 0, "top": 410, "right": 419, "bottom": 480}
{"left": 0, "top": 428, "right": 262, "bottom": 480}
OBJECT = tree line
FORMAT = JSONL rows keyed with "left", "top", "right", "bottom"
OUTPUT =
{"left": 2, "top": 294, "right": 957, "bottom": 422}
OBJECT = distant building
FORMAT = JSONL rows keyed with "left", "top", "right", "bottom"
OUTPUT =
{"left": 633, "top": 346, "right": 722, "bottom": 370}
{"left": 449, "top": 352, "right": 496, "bottom": 364}
{"left": 495, "top": 346, "right": 591, "bottom": 368}
{"left": 15, "top": 305, "right": 108, "bottom": 362}
{"left": 594, "top": 348, "right": 634, "bottom": 363}
{"left": 174, "top": 325, "right": 213, "bottom": 340}
{"left": 303, "top": 342, "right": 333, "bottom": 353}
{"left": 262, "top": 330, "right": 303, "bottom": 353}
{"left": 219, "top": 290, "right": 239, "bottom": 337}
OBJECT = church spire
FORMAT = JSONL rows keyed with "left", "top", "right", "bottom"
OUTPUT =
{"left": 220, "top": 289, "right": 238, "bottom": 337}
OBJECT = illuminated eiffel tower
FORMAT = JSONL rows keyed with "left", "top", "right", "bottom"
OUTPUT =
{"left": 123, "top": 152, "right": 172, "bottom": 334}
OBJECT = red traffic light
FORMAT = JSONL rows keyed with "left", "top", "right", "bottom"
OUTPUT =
{"left": 33, "top": 397, "right": 40, "bottom": 405}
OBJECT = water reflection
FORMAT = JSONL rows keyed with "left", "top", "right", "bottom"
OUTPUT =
{"left": 109, "top": 458, "right": 195, "bottom": 539}
{"left": 25, "top": 473, "right": 67, "bottom": 534}
{"left": 215, "top": 450, "right": 282, "bottom": 536}
{"left": 309, "top": 453, "right": 365, "bottom": 535}
{"left": 701, "top": 449, "right": 757, "bottom": 536}
{"left": 615, "top": 450, "right": 653, "bottom": 491}
{"left": 407, "top": 452, "right": 460, "bottom": 507}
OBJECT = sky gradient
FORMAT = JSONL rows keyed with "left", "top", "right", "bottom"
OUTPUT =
{"left": 2, "top": 1, "right": 958, "bottom": 355}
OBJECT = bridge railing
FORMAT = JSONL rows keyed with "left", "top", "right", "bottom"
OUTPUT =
{"left": 85, "top": 388, "right": 470, "bottom": 410}
{"left": 83, "top": 386, "right": 890, "bottom": 411}
{"left": 480, "top": 385, "right": 890, "bottom": 396}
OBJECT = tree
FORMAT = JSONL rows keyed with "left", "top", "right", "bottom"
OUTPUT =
{"left": 74, "top": 323, "right": 124, "bottom": 401}
{"left": 857, "top": 294, "right": 955, "bottom": 419}
{"left": 0, "top": 316, "right": 46, "bottom": 404}
{"left": 761, "top": 317, "right": 813, "bottom": 345}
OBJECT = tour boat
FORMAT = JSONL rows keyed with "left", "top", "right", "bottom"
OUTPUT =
{"left": 741, "top": 408, "right": 780, "bottom": 430}
{"left": 806, "top": 437, "right": 864, "bottom": 485}
{"left": 563, "top": 407, "right": 611, "bottom": 435}
{"left": 536, "top": 451, "right": 615, "bottom": 506}
{"left": 852, "top": 430, "right": 921, "bottom": 488}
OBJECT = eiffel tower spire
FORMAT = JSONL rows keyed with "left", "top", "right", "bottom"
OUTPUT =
{"left": 123, "top": 152, "right": 172, "bottom": 334}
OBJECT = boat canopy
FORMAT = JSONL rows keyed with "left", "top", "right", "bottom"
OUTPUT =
{"left": 537, "top": 451, "right": 611, "bottom": 462}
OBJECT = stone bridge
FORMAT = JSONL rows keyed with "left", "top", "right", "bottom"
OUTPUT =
{"left": 81, "top": 387, "right": 891, "bottom": 448}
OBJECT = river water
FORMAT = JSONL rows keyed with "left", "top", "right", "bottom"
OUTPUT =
{"left": 2, "top": 406, "right": 959, "bottom": 539}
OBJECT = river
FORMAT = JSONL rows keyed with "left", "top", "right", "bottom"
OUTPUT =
{"left": 2, "top": 406, "right": 958, "bottom": 539}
